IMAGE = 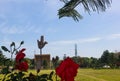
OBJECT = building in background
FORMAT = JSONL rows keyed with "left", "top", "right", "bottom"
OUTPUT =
{"left": 34, "top": 54, "right": 50, "bottom": 69}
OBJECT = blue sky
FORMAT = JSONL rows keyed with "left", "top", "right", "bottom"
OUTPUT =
{"left": 0, "top": 0, "right": 120, "bottom": 59}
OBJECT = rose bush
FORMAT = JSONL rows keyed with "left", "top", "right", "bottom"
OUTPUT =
{"left": 1, "top": 42, "right": 79, "bottom": 81}
{"left": 0, "top": 47, "right": 54, "bottom": 81}
{"left": 56, "top": 57, "right": 79, "bottom": 81}
{"left": 15, "top": 62, "right": 28, "bottom": 71}
{"left": 15, "top": 48, "right": 26, "bottom": 63}
{"left": 15, "top": 48, "right": 28, "bottom": 71}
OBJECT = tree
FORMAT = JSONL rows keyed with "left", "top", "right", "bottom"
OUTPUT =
{"left": 58, "top": 0, "right": 112, "bottom": 21}
{"left": 100, "top": 50, "right": 110, "bottom": 65}
{"left": 0, "top": 49, "right": 5, "bottom": 66}
{"left": 0, "top": 50, "right": 11, "bottom": 67}
{"left": 80, "top": 57, "right": 90, "bottom": 68}
{"left": 116, "top": 55, "right": 120, "bottom": 67}
{"left": 72, "top": 56, "right": 82, "bottom": 65}
{"left": 52, "top": 56, "right": 60, "bottom": 69}
{"left": 90, "top": 57, "right": 99, "bottom": 68}
{"left": 29, "top": 59, "right": 35, "bottom": 69}
{"left": 100, "top": 50, "right": 116, "bottom": 67}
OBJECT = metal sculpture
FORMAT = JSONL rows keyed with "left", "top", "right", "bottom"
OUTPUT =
{"left": 37, "top": 35, "right": 48, "bottom": 55}
{"left": 37, "top": 36, "right": 48, "bottom": 68}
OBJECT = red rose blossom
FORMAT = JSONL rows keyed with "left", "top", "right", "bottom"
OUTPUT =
{"left": 16, "top": 48, "right": 26, "bottom": 62}
{"left": 55, "top": 57, "right": 79, "bottom": 81}
{"left": 15, "top": 62, "right": 28, "bottom": 71}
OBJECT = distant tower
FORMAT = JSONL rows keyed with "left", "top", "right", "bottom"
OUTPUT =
{"left": 75, "top": 44, "right": 77, "bottom": 57}
{"left": 63, "top": 54, "right": 67, "bottom": 60}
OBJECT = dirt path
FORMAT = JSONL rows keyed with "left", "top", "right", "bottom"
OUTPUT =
{"left": 79, "top": 74, "right": 107, "bottom": 81}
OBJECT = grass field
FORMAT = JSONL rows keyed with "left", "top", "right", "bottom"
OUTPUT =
{"left": 0, "top": 69, "right": 120, "bottom": 81}
{"left": 75, "top": 69, "right": 120, "bottom": 81}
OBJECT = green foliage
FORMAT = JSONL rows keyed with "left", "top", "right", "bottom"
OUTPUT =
{"left": 7, "top": 72, "right": 27, "bottom": 81}
{"left": 38, "top": 72, "right": 54, "bottom": 81}
{"left": 1, "top": 66, "right": 11, "bottom": 74}
{"left": 1, "top": 41, "right": 24, "bottom": 55}
{"left": 0, "top": 41, "right": 25, "bottom": 81}
{"left": 10, "top": 42, "right": 15, "bottom": 47}
{"left": 100, "top": 50, "right": 110, "bottom": 64}
{"left": 58, "top": 8, "right": 83, "bottom": 21}
{"left": 27, "top": 71, "right": 54, "bottom": 81}
{"left": 1, "top": 41, "right": 24, "bottom": 62}
{"left": 59, "top": 0, "right": 112, "bottom": 21}
{"left": 20, "top": 41, "right": 24, "bottom": 46}
{"left": 71, "top": 50, "right": 120, "bottom": 68}
{"left": 99, "top": 50, "right": 119, "bottom": 68}
{"left": 0, "top": 41, "right": 55, "bottom": 81}
{"left": 0, "top": 51, "right": 12, "bottom": 66}
{"left": 1, "top": 46, "right": 10, "bottom": 53}
{"left": 72, "top": 56, "right": 81, "bottom": 65}
{"left": 0, "top": 70, "right": 55, "bottom": 81}
{"left": 52, "top": 56, "right": 60, "bottom": 69}
{"left": 29, "top": 59, "right": 35, "bottom": 69}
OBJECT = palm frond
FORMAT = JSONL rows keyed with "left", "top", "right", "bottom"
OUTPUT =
{"left": 58, "top": 0, "right": 112, "bottom": 21}
{"left": 58, "top": 8, "right": 83, "bottom": 21}
{"left": 60, "top": 0, "right": 69, "bottom": 3}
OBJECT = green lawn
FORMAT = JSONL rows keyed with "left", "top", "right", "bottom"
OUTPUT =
{"left": 75, "top": 69, "right": 120, "bottom": 81}
{"left": 0, "top": 69, "right": 120, "bottom": 81}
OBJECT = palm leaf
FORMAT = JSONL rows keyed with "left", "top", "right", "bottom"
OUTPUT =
{"left": 58, "top": 0, "right": 112, "bottom": 21}
{"left": 58, "top": 8, "right": 83, "bottom": 21}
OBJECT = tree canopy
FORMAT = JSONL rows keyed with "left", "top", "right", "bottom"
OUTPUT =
{"left": 58, "top": 0, "right": 112, "bottom": 21}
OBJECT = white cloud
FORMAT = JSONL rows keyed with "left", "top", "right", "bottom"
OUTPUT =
{"left": 50, "top": 33, "right": 120, "bottom": 46}
{"left": 45, "top": 27, "right": 57, "bottom": 33}
{"left": 78, "top": 38, "right": 102, "bottom": 43}
{"left": 0, "top": 26, "right": 24, "bottom": 34}
{"left": 107, "top": 33, "right": 120, "bottom": 40}
{"left": 50, "top": 37, "right": 101, "bottom": 45}
{"left": 0, "top": 23, "right": 44, "bottom": 34}
{"left": 0, "top": 17, "right": 58, "bottom": 34}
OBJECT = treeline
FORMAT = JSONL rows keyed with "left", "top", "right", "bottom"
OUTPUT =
{"left": 0, "top": 50, "right": 11, "bottom": 67}
{"left": 0, "top": 49, "right": 120, "bottom": 69}
{"left": 72, "top": 50, "right": 120, "bottom": 68}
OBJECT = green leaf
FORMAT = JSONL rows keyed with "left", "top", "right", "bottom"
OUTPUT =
{"left": 58, "top": 8, "right": 83, "bottom": 21}
{"left": 40, "top": 74, "right": 48, "bottom": 78}
{"left": 40, "top": 79, "right": 47, "bottom": 81}
{"left": 58, "top": 0, "right": 112, "bottom": 21}
{"left": 1, "top": 46, "right": 10, "bottom": 52}
{"left": 48, "top": 71, "right": 54, "bottom": 80}
{"left": 1, "top": 66, "right": 11, "bottom": 74}
{"left": 20, "top": 41, "right": 24, "bottom": 45}
{"left": 10, "top": 42, "right": 15, "bottom": 47}
{"left": 18, "top": 72, "right": 25, "bottom": 77}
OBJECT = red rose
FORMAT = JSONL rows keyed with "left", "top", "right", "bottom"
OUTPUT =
{"left": 55, "top": 57, "right": 79, "bottom": 81}
{"left": 15, "top": 62, "right": 28, "bottom": 71}
{"left": 16, "top": 48, "right": 26, "bottom": 62}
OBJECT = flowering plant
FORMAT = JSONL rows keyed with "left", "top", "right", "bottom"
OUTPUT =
{"left": 56, "top": 57, "right": 79, "bottom": 81}
{"left": 0, "top": 42, "right": 54, "bottom": 81}
{"left": 1, "top": 48, "right": 54, "bottom": 81}
{"left": 15, "top": 48, "right": 28, "bottom": 71}
{"left": 0, "top": 41, "right": 79, "bottom": 81}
